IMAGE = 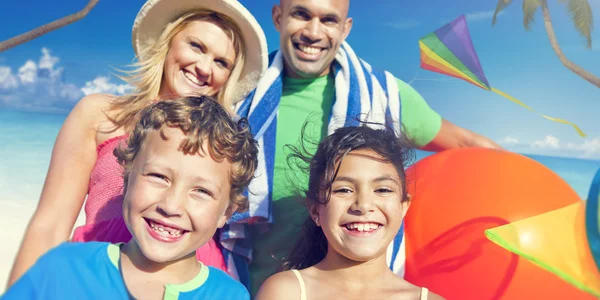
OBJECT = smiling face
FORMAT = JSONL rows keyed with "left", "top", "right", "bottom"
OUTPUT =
{"left": 272, "top": 0, "right": 352, "bottom": 78}
{"left": 312, "top": 148, "right": 409, "bottom": 262}
{"left": 159, "top": 20, "right": 236, "bottom": 99}
{"left": 122, "top": 126, "right": 234, "bottom": 263}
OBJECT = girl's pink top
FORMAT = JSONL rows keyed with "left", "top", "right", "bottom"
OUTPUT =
{"left": 71, "top": 134, "right": 226, "bottom": 271}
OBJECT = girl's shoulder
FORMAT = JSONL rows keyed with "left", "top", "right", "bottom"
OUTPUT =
{"left": 388, "top": 276, "right": 445, "bottom": 300}
{"left": 254, "top": 270, "right": 303, "bottom": 300}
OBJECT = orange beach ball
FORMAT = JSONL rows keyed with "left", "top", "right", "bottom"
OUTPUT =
{"left": 403, "top": 148, "right": 594, "bottom": 300}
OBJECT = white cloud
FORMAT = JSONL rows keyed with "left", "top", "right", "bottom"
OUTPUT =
{"left": 0, "top": 48, "right": 82, "bottom": 112}
{"left": 386, "top": 19, "right": 421, "bottom": 30}
{"left": 499, "top": 135, "right": 600, "bottom": 159}
{"left": 0, "top": 67, "right": 18, "bottom": 90}
{"left": 565, "top": 139, "right": 600, "bottom": 159}
{"left": 39, "top": 48, "right": 59, "bottom": 70}
{"left": 0, "top": 48, "right": 132, "bottom": 112}
{"left": 18, "top": 60, "right": 37, "bottom": 84}
{"left": 500, "top": 136, "right": 520, "bottom": 145}
{"left": 531, "top": 135, "right": 560, "bottom": 149}
{"left": 440, "top": 11, "right": 504, "bottom": 26}
{"left": 466, "top": 10, "right": 503, "bottom": 22}
{"left": 81, "top": 76, "right": 133, "bottom": 96}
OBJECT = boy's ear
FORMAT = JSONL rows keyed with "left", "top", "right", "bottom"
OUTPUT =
{"left": 122, "top": 174, "right": 130, "bottom": 196}
{"left": 217, "top": 203, "right": 238, "bottom": 229}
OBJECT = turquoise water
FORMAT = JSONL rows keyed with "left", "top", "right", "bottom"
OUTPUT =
{"left": 0, "top": 109, "right": 65, "bottom": 202}
{"left": 1, "top": 109, "right": 599, "bottom": 203}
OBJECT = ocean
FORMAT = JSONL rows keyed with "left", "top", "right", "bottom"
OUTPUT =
{"left": 1, "top": 108, "right": 599, "bottom": 204}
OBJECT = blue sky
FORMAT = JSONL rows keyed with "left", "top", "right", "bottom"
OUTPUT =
{"left": 0, "top": 0, "right": 599, "bottom": 159}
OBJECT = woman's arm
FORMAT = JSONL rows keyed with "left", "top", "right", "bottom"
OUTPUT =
{"left": 6, "top": 94, "right": 110, "bottom": 287}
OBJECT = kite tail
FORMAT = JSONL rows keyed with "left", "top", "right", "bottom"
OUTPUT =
{"left": 490, "top": 88, "right": 586, "bottom": 137}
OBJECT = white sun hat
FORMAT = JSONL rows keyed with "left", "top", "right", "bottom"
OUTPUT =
{"left": 132, "top": 0, "right": 268, "bottom": 103}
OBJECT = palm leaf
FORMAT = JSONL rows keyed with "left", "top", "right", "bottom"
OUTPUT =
{"left": 523, "top": 0, "right": 542, "bottom": 30}
{"left": 559, "top": 0, "right": 594, "bottom": 48}
{"left": 493, "top": 0, "right": 513, "bottom": 26}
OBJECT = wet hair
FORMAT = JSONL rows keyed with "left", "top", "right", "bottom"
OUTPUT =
{"left": 279, "top": 121, "right": 415, "bottom": 271}
{"left": 113, "top": 95, "right": 258, "bottom": 212}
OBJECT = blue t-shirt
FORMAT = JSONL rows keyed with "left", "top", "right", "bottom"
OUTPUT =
{"left": 1, "top": 242, "right": 249, "bottom": 300}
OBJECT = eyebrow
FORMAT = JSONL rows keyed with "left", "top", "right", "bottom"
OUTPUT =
{"left": 334, "top": 175, "right": 399, "bottom": 185}
{"left": 192, "top": 175, "right": 222, "bottom": 194}
{"left": 141, "top": 162, "right": 172, "bottom": 173}
{"left": 189, "top": 37, "right": 234, "bottom": 67}
{"left": 141, "top": 163, "right": 222, "bottom": 193}
{"left": 290, "top": 5, "right": 341, "bottom": 21}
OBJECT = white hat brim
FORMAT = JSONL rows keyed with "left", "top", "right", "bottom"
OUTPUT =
{"left": 132, "top": 0, "right": 268, "bottom": 102}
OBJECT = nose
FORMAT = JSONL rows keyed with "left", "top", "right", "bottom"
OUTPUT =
{"left": 156, "top": 187, "right": 185, "bottom": 217}
{"left": 194, "top": 55, "right": 211, "bottom": 79}
{"left": 350, "top": 189, "right": 375, "bottom": 215}
{"left": 302, "top": 18, "right": 323, "bottom": 42}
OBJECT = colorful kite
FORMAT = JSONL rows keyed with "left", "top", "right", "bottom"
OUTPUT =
{"left": 418, "top": 15, "right": 586, "bottom": 137}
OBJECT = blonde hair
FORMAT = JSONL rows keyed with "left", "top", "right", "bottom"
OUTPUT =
{"left": 108, "top": 9, "right": 246, "bottom": 130}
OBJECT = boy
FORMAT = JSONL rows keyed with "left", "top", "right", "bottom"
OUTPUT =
{"left": 2, "top": 96, "right": 258, "bottom": 299}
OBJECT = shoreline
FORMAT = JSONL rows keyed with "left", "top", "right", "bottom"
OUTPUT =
{"left": 0, "top": 200, "right": 85, "bottom": 293}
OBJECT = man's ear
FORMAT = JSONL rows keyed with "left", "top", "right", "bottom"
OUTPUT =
{"left": 341, "top": 17, "right": 353, "bottom": 41}
{"left": 217, "top": 203, "right": 238, "bottom": 229}
{"left": 272, "top": 4, "right": 282, "bottom": 32}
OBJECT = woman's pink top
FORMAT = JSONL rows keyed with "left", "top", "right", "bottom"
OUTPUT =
{"left": 71, "top": 135, "right": 227, "bottom": 271}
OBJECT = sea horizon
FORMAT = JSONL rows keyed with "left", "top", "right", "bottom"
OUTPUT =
{"left": 1, "top": 108, "right": 599, "bottom": 204}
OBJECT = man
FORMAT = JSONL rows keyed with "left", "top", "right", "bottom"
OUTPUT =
{"left": 224, "top": 0, "right": 503, "bottom": 296}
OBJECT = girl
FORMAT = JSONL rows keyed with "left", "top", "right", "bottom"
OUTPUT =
{"left": 255, "top": 124, "right": 444, "bottom": 300}
{"left": 7, "top": 0, "right": 268, "bottom": 286}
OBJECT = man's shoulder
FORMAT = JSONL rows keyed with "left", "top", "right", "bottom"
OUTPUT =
{"left": 391, "top": 76, "right": 417, "bottom": 93}
{"left": 353, "top": 62, "right": 419, "bottom": 98}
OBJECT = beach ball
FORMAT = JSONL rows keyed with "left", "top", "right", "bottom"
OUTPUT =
{"left": 403, "top": 148, "right": 600, "bottom": 300}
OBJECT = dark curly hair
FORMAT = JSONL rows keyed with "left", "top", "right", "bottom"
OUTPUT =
{"left": 114, "top": 95, "right": 258, "bottom": 212}
{"left": 280, "top": 120, "right": 415, "bottom": 271}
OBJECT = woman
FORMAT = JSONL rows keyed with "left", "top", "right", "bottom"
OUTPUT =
{"left": 7, "top": 0, "right": 267, "bottom": 286}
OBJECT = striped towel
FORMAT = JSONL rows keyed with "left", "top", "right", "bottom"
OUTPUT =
{"left": 219, "top": 41, "right": 408, "bottom": 288}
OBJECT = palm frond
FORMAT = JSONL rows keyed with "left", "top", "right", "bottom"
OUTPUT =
{"left": 493, "top": 0, "right": 513, "bottom": 26}
{"left": 560, "top": 0, "right": 594, "bottom": 48}
{"left": 523, "top": 0, "right": 542, "bottom": 30}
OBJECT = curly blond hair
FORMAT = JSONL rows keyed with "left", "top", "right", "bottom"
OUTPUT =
{"left": 114, "top": 95, "right": 258, "bottom": 212}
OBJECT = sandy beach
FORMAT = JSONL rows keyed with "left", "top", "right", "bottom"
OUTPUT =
{"left": 0, "top": 200, "right": 85, "bottom": 294}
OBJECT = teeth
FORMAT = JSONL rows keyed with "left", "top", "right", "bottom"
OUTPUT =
{"left": 149, "top": 220, "right": 184, "bottom": 237}
{"left": 345, "top": 222, "right": 381, "bottom": 232}
{"left": 183, "top": 71, "right": 203, "bottom": 86}
{"left": 298, "top": 44, "right": 321, "bottom": 55}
